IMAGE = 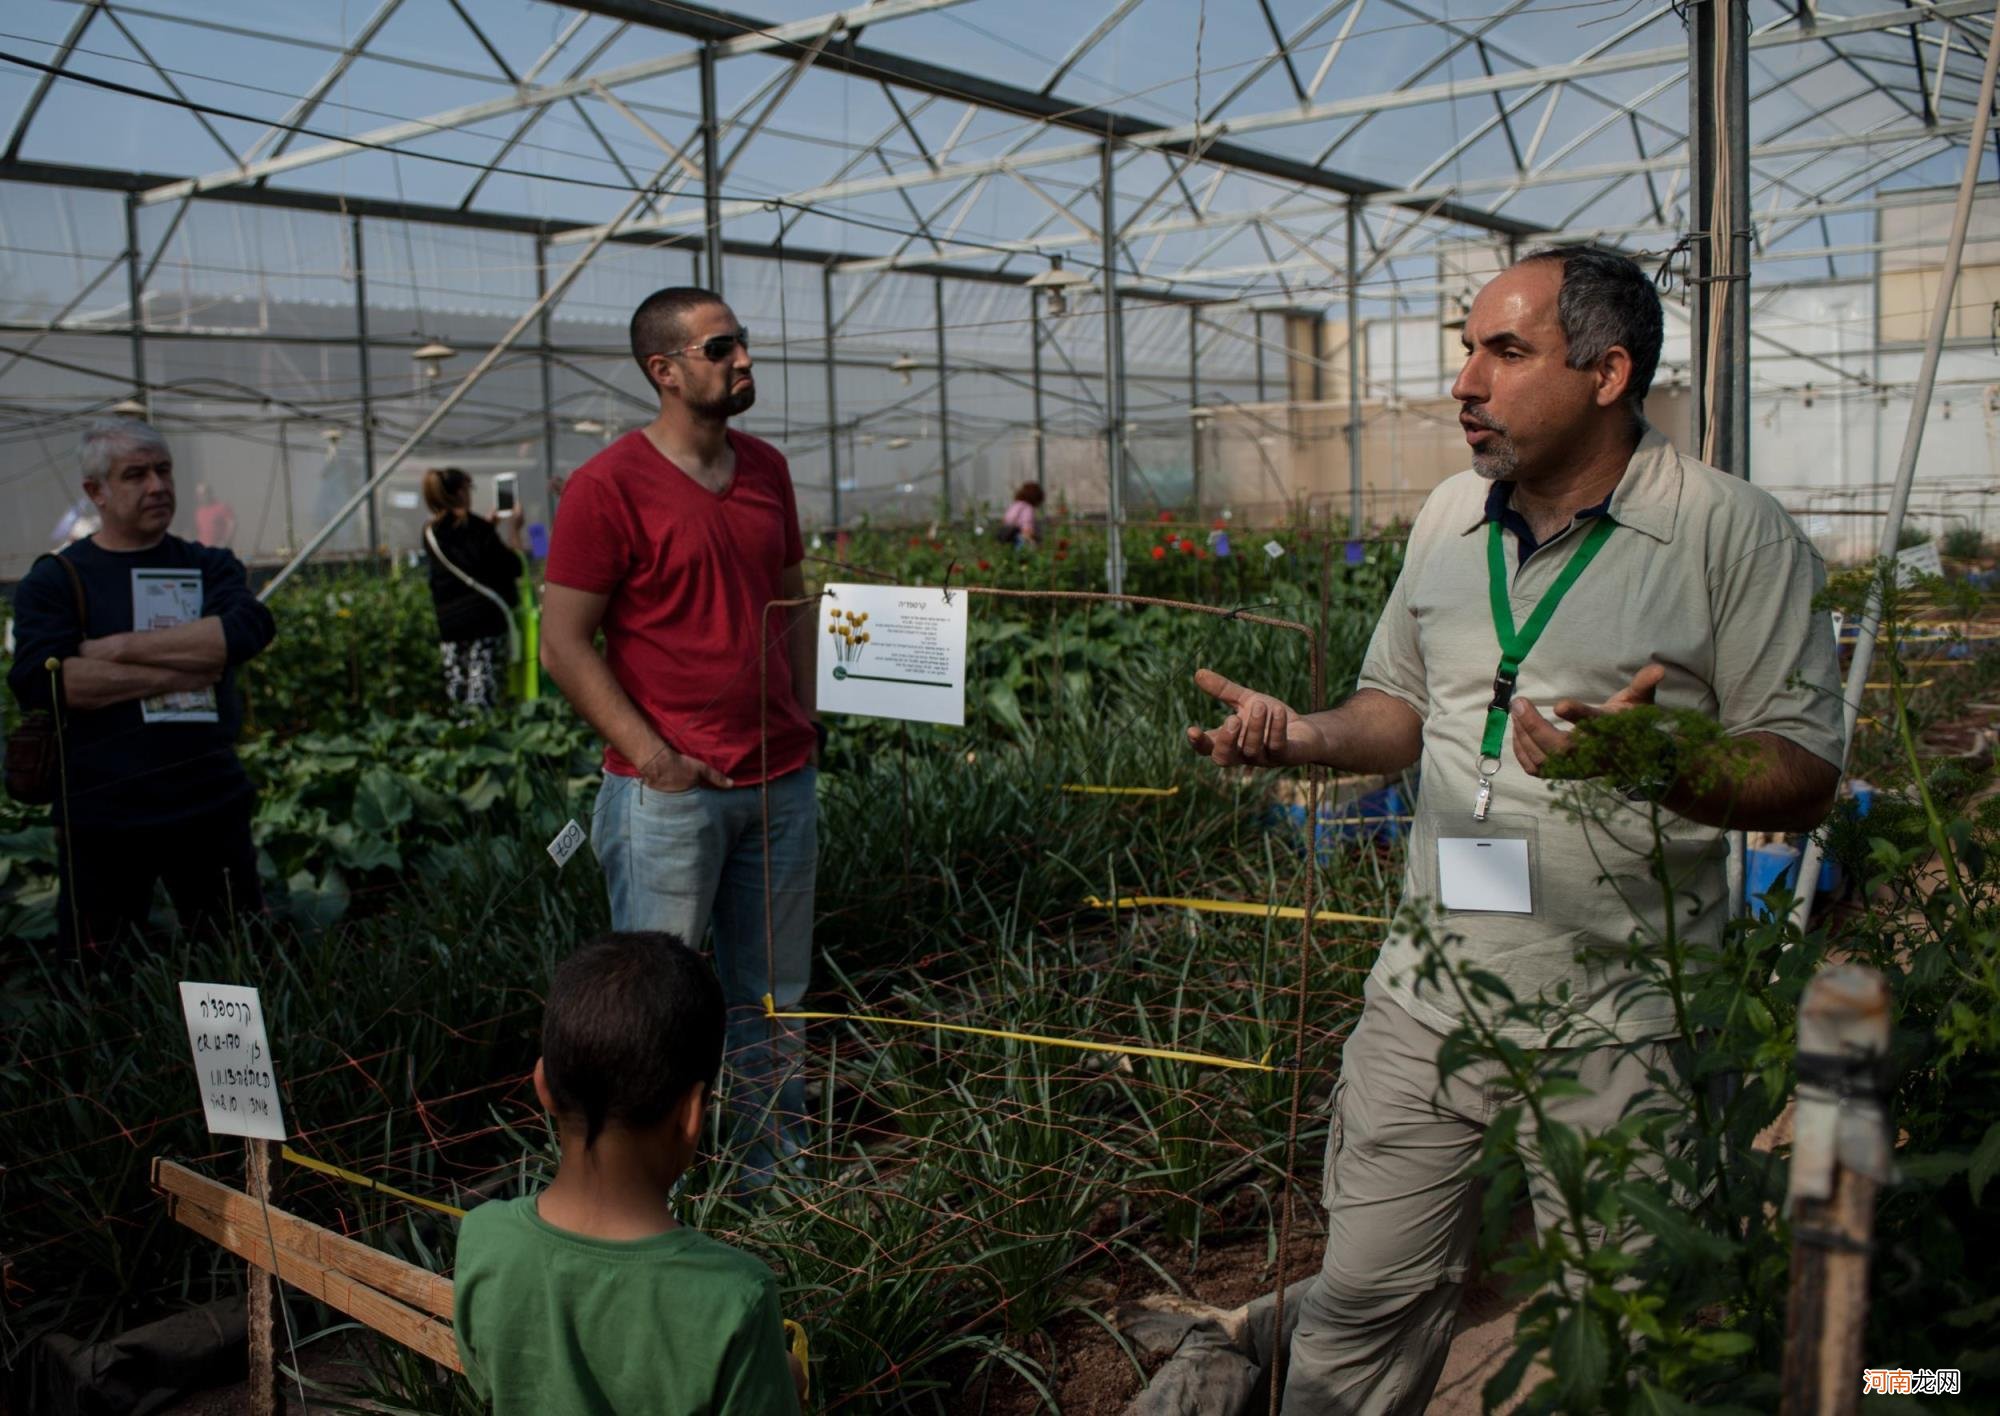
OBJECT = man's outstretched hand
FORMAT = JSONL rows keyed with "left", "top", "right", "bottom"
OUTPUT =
{"left": 1510, "top": 662, "right": 1666, "bottom": 777}
{"left": 1185, "top": 668, "right": 1326, "bottom": 767}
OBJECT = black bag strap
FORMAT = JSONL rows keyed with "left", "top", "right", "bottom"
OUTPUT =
{"left": 28, "top": 552, "right": 88, "bottom": 630}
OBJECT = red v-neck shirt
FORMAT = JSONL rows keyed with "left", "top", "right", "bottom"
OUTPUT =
{"left": 546, "top": 428, "right": 814, "bottom": 784}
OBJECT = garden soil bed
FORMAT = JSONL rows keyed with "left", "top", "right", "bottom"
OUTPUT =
{"left": 948, "top": 1182, "right": 1534, "bottom": 1416}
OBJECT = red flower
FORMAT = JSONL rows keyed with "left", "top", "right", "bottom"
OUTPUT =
{"left": 1180, "top": 540, "right": 1197, "bottom": 554}
{"left": 1054, "top": 550, "right": 1068, "bottom": 561}
{"left": 1157, "top": 510, "right": 1173, "bottom": 522}
{"left": 908, "top": 536, "right": 921, "bottom": 547}
{"left": 929, "top": 540, "right": 942, "bottom": 550}
{"left": 1056, "top": 537, "right": 1069, "bottom": 550}
{"left": 1151, "top": 545, "right": 1167, "bottom": 560}
{"left": 977, "top": 559, "right": 991, "bottom": 571}
{"left": 1196, "top": 548, "right": 1209, "bottom": 559}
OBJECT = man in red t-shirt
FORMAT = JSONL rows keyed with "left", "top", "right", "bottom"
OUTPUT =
{"left": 541, "top": 286, "right": 819, "bottom": 1183}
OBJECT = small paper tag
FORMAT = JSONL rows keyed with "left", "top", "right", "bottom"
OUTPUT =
{"left": 179, "top": 982, "right": 287, "bottom": 1141}
{"left": 1263, "top": 540, "right": 1286, "bottom": 559}
{"left": 547, "top": 818, "right": 586, "bottom": 868}
{"left": 1895, "top": 539, "right": 1942, "bottom": 586}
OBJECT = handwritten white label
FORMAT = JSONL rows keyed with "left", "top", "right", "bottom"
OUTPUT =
{"left": 547, "top": 818, "right": 586, "bottom": 868}
{"left": 178, "top": 982, "right": 287, "bottom": 1141}
{"left": 1896, "top": 539, "right": 1943, "bottom": 586}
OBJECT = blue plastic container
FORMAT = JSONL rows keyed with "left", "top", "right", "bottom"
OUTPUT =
{"left": 1265, "top": 782, "right": 1410, "bottom": 863}
{"left": 1745, "top": 842, "right": 1801, "bottom": 920}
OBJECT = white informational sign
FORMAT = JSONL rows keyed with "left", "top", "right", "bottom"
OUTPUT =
{"left": 178, "top": 982, "right": 287, "bottom": 1141}
{"left": 547, "top": 817, "right": 586, "bottom": 868}
{"left": 1437, "top": 837, "right": 1534, "bottom": 914}
{"left": 1262, "top": 540, "right": 1286, "bottom": 559}
{"left": 818, "top": 582, "right": 968, "bottom": 727}
{"left": 132, "top": 568, "right": 218, "bottom": 724}
{"left": 1896, "top": 539, "right": 1943, "bottom": 586}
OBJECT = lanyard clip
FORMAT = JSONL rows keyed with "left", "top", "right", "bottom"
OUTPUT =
{"left": 1489, "top": 670, "right": 1517, "bottom": 714}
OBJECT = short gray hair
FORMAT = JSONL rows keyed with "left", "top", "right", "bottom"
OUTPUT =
{"left": 1515, "top": 245, "right": 1663, "bottom": 418}
{"left": 80, "top": 416, "right": 171, "bottom": 483}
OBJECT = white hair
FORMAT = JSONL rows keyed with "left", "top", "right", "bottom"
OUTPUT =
{"left": 80, "top": 416, "right": 170, "bottom": 483}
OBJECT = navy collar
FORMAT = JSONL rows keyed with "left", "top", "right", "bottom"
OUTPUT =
{"left": 1484, "top": 478, "right": 1614, "bottom": 568}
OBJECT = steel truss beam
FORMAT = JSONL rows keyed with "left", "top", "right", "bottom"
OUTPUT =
{"left": 135, "top": 0, "right": 972, "bottom": 206}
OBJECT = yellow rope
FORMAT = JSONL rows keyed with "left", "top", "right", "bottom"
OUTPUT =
{"left": 1085, "top": 894, "right": 1390, "bottom": 926}
{"left": 1061, "top": 783, "right": 1181, "bottom": 796}
{"left": 784, "top": 1320, "right": 811, "bottom": 1402}
{"left": 281, "top": 1146, "right": 468, "bottom": 1220}
{"left": 764, "top": 995, "right": 1277, "bottom": 1072}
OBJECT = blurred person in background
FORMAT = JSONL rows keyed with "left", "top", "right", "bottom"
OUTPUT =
{"left": 8, "top": 416, "right": 276, "bottom": 958}
{"left": 421, "top": 466, "right": 524, "bottom": 712}
{"left": 996, "top": 480, "right": 1044, "bottom": 549}
{"left": 193, "top": 482, "right": 236, "bottom": 548}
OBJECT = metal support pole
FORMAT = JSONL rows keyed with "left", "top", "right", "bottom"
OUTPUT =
{"left": 1791, "top": 0, "right": 2000, "bottom": 928}
{"left": 1345, "top": 200, "right": 1364, "bottom": 534}
{"left": 1188, "top": 303, "right": 1202, "bottom": 515}
{"left": 536, "top": 236, "right": 558, "bottom": 510}
{"left": 1254, "top": 310, "right": 1267, "bottom": 403}
{"left": 934, "top": 274, "right": 951, "bottom": 518}
{"left": 699, "top": 44, "right": 724, "bottom": 296}
{"left": 1689, "top": 0, "right": 1753, "bottom": 477}
{"left": 350, "top": 213, "right": 380, "bottom": 558}
{"left": 123, "top": 194, "right": 147, "bottom": 415}
{"left": 1101, "top": 139, "right": 1127, "bottom": 594}
{"left": 1030, "top": 290, "right": 1046, "bottom": 487}
{"left": 822, "top": 264, "right": 841, "bottom": 528}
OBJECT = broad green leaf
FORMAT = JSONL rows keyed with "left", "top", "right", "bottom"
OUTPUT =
{"left": 1552, "top": 1306, "right": 1610, "bottom": 1407}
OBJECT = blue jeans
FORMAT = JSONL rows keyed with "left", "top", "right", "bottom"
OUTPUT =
{"left": 591, "top": 766, "right": 817, "bottom": 1176}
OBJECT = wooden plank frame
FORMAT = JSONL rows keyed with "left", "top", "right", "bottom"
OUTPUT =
{"left": 152, "top": 1157, "right": 462, "bottom": 1374}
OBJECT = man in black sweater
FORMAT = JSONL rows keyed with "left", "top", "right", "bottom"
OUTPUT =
{"left": 9, "top": 416, "right": 277, "bottom": 956}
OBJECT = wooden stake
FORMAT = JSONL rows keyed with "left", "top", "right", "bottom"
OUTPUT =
{"left": 1780, "top": 964, "right": 1892, "bottom": 1416}
{"left": 246, "top": 1139, "right": 284, "bottom": 1416}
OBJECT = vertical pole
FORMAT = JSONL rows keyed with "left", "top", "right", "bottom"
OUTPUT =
{"left": 1101, "top": 138, "right": 1127, "bottom": 595}
{"left": 699, "top": 44, "right": 724, "bottom": 298}
{"left": 535, "top": 236, "right": 558, "bottom": 509}
{"left": 245, "top": 1140, "right": 280, "bottom": 1416}
{"left": 1188, "top": 303, "right": 1203, "bottom": 515}
{"left": 1780, "top": 965, "right": 1892, "bottom": 1415}
{"left": 350, "top": 214, "right": 380, "bottom": 558}
{"left": 123, "top": 194, "right": 147, "bottom": 415}
{"left": 1345, "top": 201, "right": 1364, "bottom": 535}
{"left": 1689, "top": 0, "right": 1752, "bottom": 476}
{"left": 823, "top": 264, "right": 842, "bottom": 528}
{"left": 279, "top": 419, "right": 296, "bottom": 553}
{"left": 934, "top": 275, "right": 951, "bottom": 518}
{"left": 1254, "top": 309, "right": 1268, "bottom": 403}
{"left": 1030, "top": 289, "right": 1047, "bottom": 486}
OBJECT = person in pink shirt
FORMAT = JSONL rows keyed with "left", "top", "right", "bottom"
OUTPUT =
{"left": 997, "top": 481, "right": 1044, "bottom": 549}
{"left": 193, "top": 483, "right": 236, "bottom": 548}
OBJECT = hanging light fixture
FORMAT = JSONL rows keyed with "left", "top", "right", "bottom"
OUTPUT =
{"left": 109, "top": 397, "right": 148, "bottom": 417}
{"left": 572, "top": 418, "right": 606, "bottom": 438}
{"left": 885, "top": 436, "right": 913, "bottom": 450}
{"left": 1026, "top": 255, "right": 1091, "bottom": 317}
{"left": 890, "top": 354, "right": 920, "bottom": 386}
{"left": 412, "top": 337, "right": 458, "bottom": 380}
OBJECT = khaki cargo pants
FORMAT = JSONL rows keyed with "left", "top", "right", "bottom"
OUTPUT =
{"left": 1279, "top": 985, "right": 1680, "bottom": 1415}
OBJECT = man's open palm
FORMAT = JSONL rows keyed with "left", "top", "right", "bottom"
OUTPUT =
{"left": 1186, "top": 669, "right": 1324, "bottom": 766}
{"left": 1511, "top": 661, "right": 1665, "bottom": 777}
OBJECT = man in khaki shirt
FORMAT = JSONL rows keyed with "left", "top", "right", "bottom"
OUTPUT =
{"left": 1187, "top": 248, "right": 1842, "bottom": 1413}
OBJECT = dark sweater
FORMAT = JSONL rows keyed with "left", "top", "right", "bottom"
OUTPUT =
{"left": 425, "top": 516, "right": 523, "bottom": 643}
{"left": 8, "top": 537, "right": 276, "bottom": 829}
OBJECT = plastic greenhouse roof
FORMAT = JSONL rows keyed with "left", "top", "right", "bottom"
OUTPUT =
{"left": 0, "top": 0, "right": 1993, "bottom": 307}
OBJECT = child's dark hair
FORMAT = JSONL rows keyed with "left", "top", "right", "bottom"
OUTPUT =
{"left": 541, "top": 932, "right": 725, "bottom": 1150}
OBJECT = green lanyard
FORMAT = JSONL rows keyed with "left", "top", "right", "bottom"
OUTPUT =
{"left": 1474, "top": 514, "right": 1617, "bottom": 819}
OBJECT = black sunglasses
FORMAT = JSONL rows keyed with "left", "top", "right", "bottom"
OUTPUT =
{"left": 668, "top": 330, "right": 751, "bottom": 363}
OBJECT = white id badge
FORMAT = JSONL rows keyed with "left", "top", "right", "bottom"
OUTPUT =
{"left": 1426, "top": 811, "right": 1539, "bottom": 916}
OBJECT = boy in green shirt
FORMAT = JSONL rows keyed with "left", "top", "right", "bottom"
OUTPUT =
{"left": 454, "top": 932, "right": 804, "bottom": 1414}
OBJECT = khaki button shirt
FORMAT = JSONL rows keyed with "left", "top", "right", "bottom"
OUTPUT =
{"left": 1358, "top": 429, "right": 1844, "bottom": 1043}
